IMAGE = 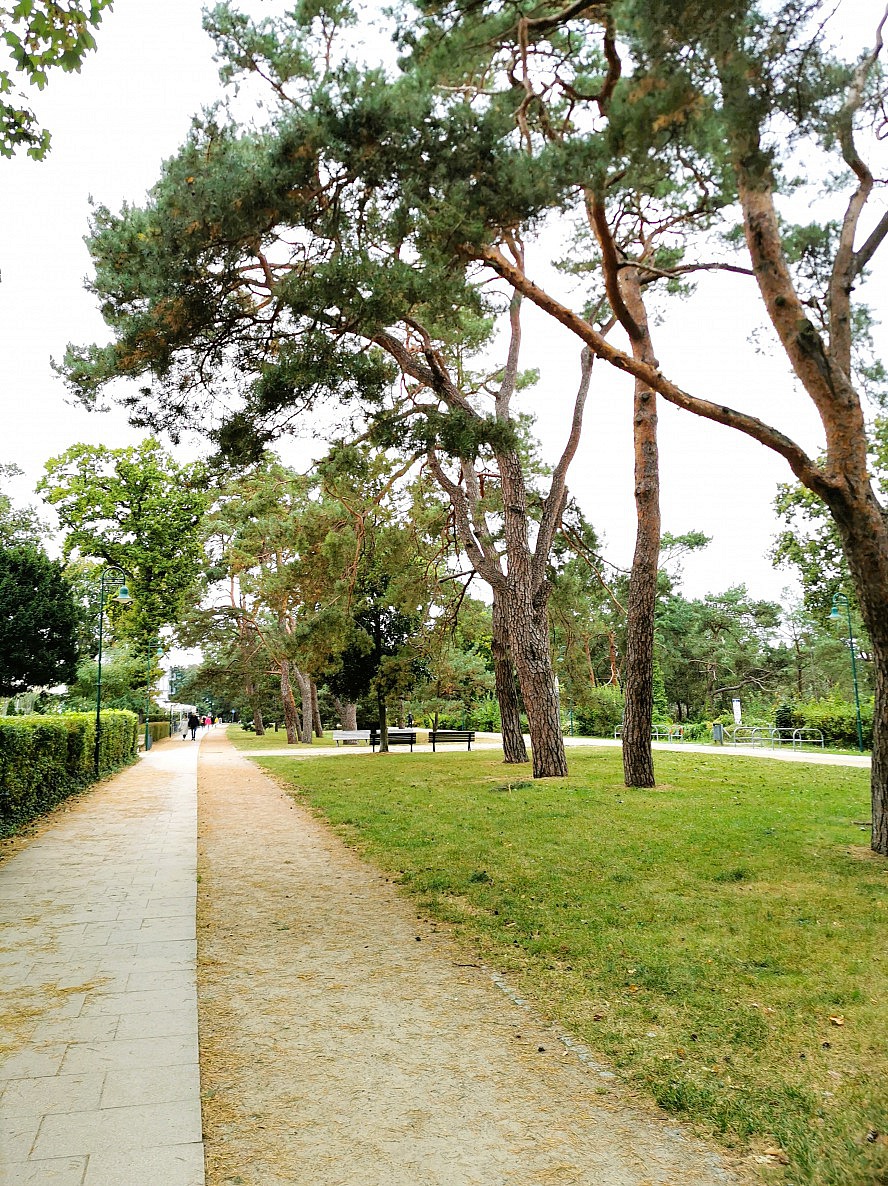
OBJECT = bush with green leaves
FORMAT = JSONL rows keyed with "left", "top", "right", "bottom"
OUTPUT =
{"left": 780, "top": 697, "right": 874, "bottom": 749}
{"left": 681, "top": 721, "right": 712, "bottom": 742}
{"left": 0, "top": 710, "right": 138, "bottom": 834}
{"left": 575, "top": 686, "right": 625, "bottom": 738}
{"left": 146, "top": 721, "right": 170, "bottom": 745}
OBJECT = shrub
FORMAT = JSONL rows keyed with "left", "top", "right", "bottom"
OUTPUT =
{"left": 774, "top": 703, "right": 795, "bottom": 732}
{"left": 146, "top": 721, "right": 171, "bottom": 745}
{"left": 779, "top": 697, "right": 873, "bottom": 749}
{"left": 682, "top": 721, "right": 712, "bottom": 742}
{"left": 575, "top": 685, "right": 625, "bottom": 737}
{"left": 468, "top": 695, "right": 501, "bottom": 732}
{"left": 0, "top": 710, "right": 138, "bottom": 835}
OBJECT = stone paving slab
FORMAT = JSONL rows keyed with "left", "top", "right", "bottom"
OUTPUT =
{"left": 81, "top": 1142, "right": 204, "bottom": 1186}
{"left": 0, "top": 740, "right": 205, "bottom": 1186}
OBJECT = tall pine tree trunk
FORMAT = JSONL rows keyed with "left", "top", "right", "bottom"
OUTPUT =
{"left": 492, "top": 592, "right": 528, "bottom": 764}
{"left": 310, "top": 679, "right": 324, "bottom": 738}
{"left": 332, "top": 697, "right": 357, "bottom": 730}
{"left": 505, "top": 582, "right": 567, "bottom": 779}
{"left": 294, "top": 667, "right": 313, "bottom": 744}
{"left": 280, "top": 659, "right": 301, "bottom": 745}
{"left": 620, "top": 269, "right": 660, "bottom": 789}
{"left": 825, "top": 489, "right": 888, "bottom": 855}
{"left": 246, "top": 677, "right": 265, "bottom": 736}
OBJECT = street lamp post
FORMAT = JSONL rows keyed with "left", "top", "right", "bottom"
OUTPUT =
{"left": 830, "top": 591, "right": 865, "bottom": 752}
{"left": 94, "top": 567, "right": 131, "bottom": 778}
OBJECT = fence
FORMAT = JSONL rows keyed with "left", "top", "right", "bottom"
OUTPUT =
{"left": 723, "top": 726, "right": 824, "bottom": 749}
{"left": 614, "top": 724, "right": 685, "bottom": 742}
{"left": 611, "top": 724, "right": 825, "bottom": 749}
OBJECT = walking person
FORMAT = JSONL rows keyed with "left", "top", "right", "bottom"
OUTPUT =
{"left": 187, "top": 711, "right": 200, "bottom": 740}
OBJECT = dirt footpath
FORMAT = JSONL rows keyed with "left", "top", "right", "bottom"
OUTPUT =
{"left": 196, "top": 732, "right": 748, "bottom": 1186}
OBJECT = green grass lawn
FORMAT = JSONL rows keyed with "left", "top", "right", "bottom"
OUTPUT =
{"left": 225, "top": 724, "right": 341, "bottom": 750}
{"left": 251, "top": 744, "right": 887, "bottom": 1186}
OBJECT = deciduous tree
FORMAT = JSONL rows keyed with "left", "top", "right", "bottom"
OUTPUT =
{"left": 1, "top": 0, "right": 113, "bottom": 159}
{"left": 0, "top": 543, "right": 78, "bottom": 695}
{"left": 39, "top": 440, "right": 209, "bottom": 660}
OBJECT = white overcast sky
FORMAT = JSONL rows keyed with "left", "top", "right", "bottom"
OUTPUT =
{"left": 1, "top": 0, "right": 885, "bottom": 605}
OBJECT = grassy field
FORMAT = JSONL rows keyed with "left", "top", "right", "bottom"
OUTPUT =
{"left": 225, "top": 726, "right": 345, "bottom": 750}
{"left": 250, "top": 743, "right": 887, "bottom": 1186}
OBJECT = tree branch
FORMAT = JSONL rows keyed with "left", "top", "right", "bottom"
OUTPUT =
{"left": 426, "top": 451, "right": 503, "bottom": 588}
{"left": 521, "top": 0, "right": 608, "bottom": 37}
{"left": 533, "top": 348, "right": 594, "bottom": 588}
{"left": 626, "top": 260, "right": 756, "bottom": 281}
{"left": 475, "top": 244, "right": 829, "bottom": 495}
{"left": 829, "top": 3, "right": 887, "bottom": 367}
{"left": 587, "top": 192, "right": 643, "bottom": 341}
{"left": 853, "top": 209, "right": 888, "bottom": 277}
{"left": 496, "top": 294, "right": 522, "bottom": 421}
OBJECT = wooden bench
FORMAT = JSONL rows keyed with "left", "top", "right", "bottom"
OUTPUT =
{"left": 370, "top": 730, "right": 417, "bottom": 752}
{"left": 429, "top": 729, "right": 475, "bottom": 752}
{"left": 332, "top": 729, "right": 372, "bottom": 746}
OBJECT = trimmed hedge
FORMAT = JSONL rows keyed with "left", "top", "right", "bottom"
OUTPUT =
{"left": 0, "top": 710, "right": 139, "bottom": 835}
{"left": 146, "top": 721, "right": 171, "bottom": 745}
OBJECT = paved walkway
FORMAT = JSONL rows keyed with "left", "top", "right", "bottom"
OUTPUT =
{"left": 0, "top": 739, "right": 205, "bottom": 1186}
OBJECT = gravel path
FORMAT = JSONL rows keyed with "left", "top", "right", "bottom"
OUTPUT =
{"left": 197, "top": 732, "right": 749, "bottom": 1186}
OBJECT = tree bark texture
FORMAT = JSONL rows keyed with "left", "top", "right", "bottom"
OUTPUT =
{"left": 619, "top": 268, "right": 660, "bottom": 789}
{"left": 279, "top": 659, "right": 301, "bottom": 745}
{"left": 246, "top": 678, "right": 265, "bottom": 736}
{"left": 333, "top": 697, "right": 357, "bottom": 730}
{"left": 822, "top": 491, "right": 888, "bottom": 854}
{"left": 504, "top": 579, "right": 567, "bottom": 779}
{"left": 310, "top": 679, "right": 324, "bottom": 738}
{"left": 492, "top": 592, "right": 528, "bottom": 764}
{"left": 293, "top": 667, "right": 313, "bottom": 744}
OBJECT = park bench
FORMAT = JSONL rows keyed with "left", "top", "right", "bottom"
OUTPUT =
{"left": 370, "top": 730, "right": 417, "bottom": 752}
{"left": 429, "top": 729, "right": 476, "bottom": 752}
{"left": 332, "top": 730, "right": 372, "bottom": 746}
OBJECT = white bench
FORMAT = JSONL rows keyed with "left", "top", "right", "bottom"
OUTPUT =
{"left": 332, "top": 730, "right": 373, "bottom": 745}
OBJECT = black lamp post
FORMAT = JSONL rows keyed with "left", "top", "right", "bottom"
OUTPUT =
{"left": 94, "top": 567, "right": 131, "bottom": 778}
{"left": 830, "top": 591, "right": 865, "bottom": 752}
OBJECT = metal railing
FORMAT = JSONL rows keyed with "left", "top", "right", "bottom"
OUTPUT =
{"left": 614, "top": 724, "right": 685, "bottom": 742}
{"left": 723, "top": 726, "right": 824, "bottom": 749}
{"left": 610, "top": 724, "right": 825, "bottom": 749}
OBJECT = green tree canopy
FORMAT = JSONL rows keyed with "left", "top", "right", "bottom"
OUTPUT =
{"left": 0, "top": 462, "right": 45, "bottom": 545}
{"left": 38, "top": 439, "right": 209, "bottom": 654}
{"left": 0, "top": 542, "right": 78, "bottom": 695}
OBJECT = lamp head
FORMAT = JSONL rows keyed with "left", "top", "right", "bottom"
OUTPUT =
{"left": 829, "top": 604, "right": 840, "bottom": 620}
{"left": 113, "top": 584, "right": 132, "bottom": 603}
